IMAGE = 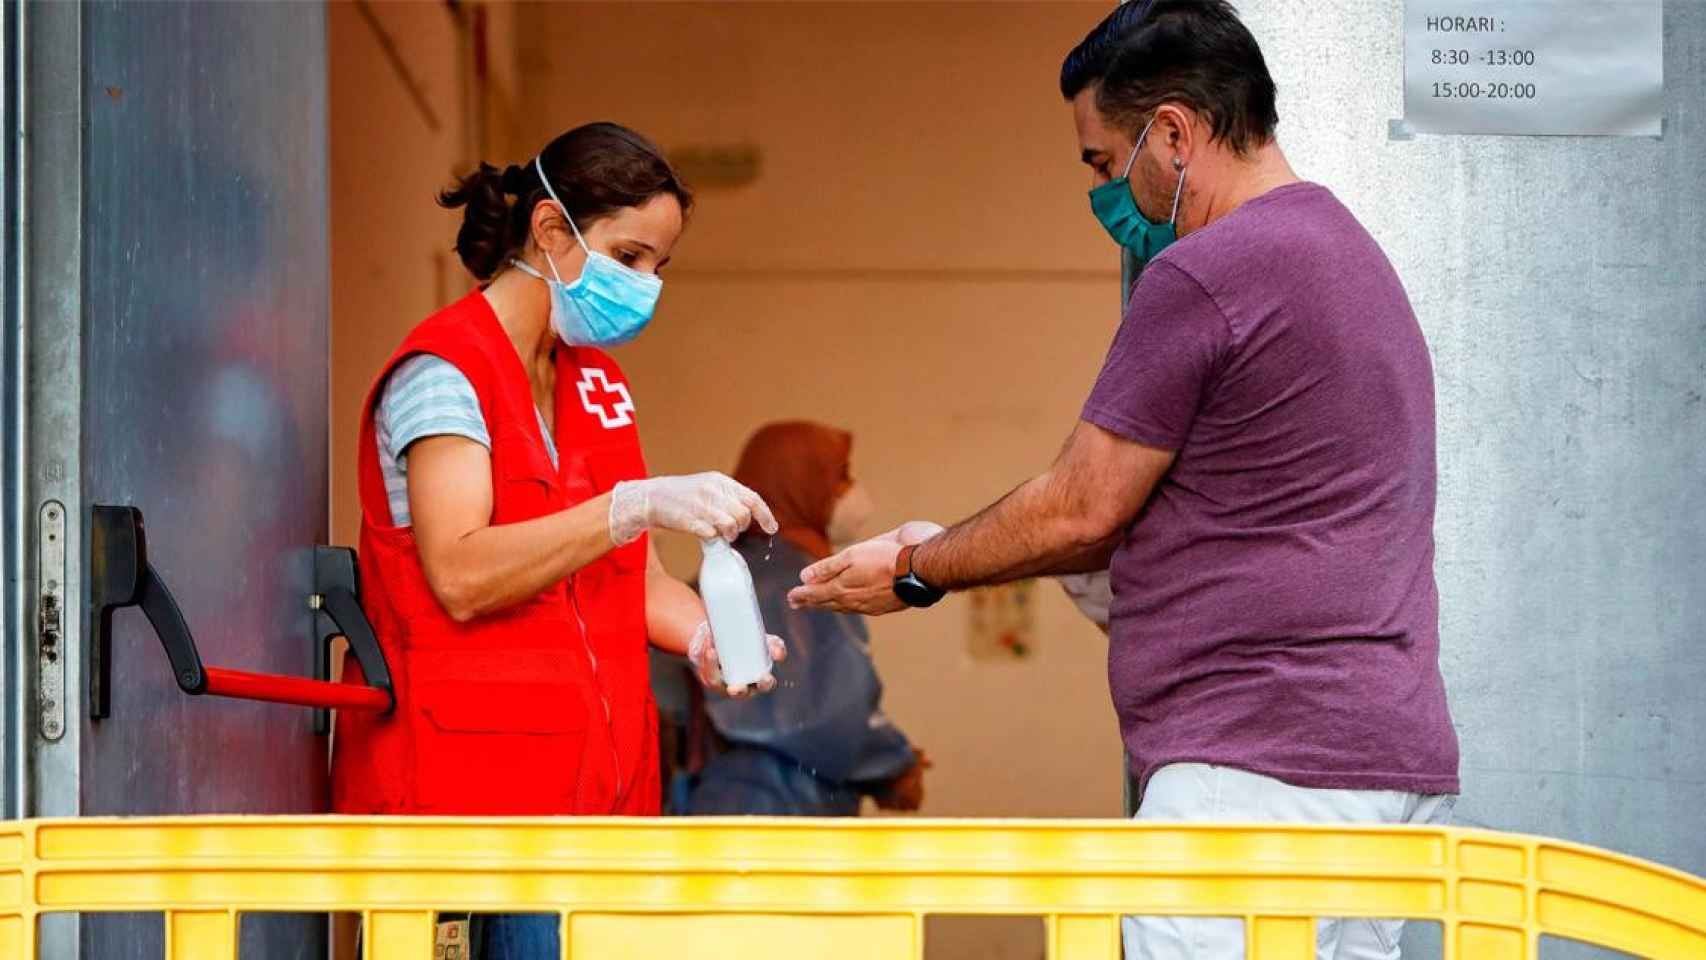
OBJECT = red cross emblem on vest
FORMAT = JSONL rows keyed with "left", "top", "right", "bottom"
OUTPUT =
{"left": 577, "top": 368, "right": 635, "bottom": 429}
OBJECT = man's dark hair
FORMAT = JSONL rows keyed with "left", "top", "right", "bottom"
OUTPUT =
{"left": 1059, "top": 0, "right": 1157, "bottom": 99}
{"left": 1063, "top": 0, "right": 1279, "bottom": 156}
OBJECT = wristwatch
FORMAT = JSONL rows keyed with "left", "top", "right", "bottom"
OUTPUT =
{"left": 892, "top": 543, "right": 947, "bottom": 608}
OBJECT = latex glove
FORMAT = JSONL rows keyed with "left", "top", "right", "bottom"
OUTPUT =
{"left": 1056, "top": 570, "right": 1113, "bottom": 634}
{"left": 688, "top": 620, "right": 788, "bottom": 698}
{"left": 788, "top": 520, "right": 945, "bottom": 615}
{"left": 609, "top": 472, "right": 778, "bottom": 546}
{"left": 874, "top": 521, "right": 946, "bottom": 547}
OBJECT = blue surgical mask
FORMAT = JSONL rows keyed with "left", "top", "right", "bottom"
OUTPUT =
{"left": 511, "top": 156, "right": 662, "bottom": 348}
{"left": 1088, "top": 115, "right": 1187, "bottom": 261}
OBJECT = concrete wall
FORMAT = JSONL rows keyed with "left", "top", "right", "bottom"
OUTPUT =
{"left": 1244, "top": 4, "right": 1706, "bottom": 954}
{"left": 1235, "top": 0, "right": 1706, "bottom": 876}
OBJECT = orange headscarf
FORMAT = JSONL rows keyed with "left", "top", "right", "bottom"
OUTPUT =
{"left": 732, "top": 421, "right": 853, "bottom": 560}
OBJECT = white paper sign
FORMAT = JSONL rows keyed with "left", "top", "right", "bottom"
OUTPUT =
{"left": 1404, "top": 1, "right": 1663, "bottom": 136}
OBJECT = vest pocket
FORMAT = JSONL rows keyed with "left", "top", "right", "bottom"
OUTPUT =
{"left": 492, "top": 427, "right": 561, "bottom": 524}
{"left": 411, "top": 680, "right": 588, "bottom": 815}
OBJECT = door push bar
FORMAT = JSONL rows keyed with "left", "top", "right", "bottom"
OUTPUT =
{"left": 89, "top": 505, "right": 395, "bottom": 732}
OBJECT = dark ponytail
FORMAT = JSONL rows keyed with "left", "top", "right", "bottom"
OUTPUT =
{"left": 438, "top": 122, "right": 694, "bottom": 281}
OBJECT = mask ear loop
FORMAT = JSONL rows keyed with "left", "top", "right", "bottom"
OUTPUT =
{"left": 1133, "top": 112, "right": 1188, "bottom": 227}
{"left": 1123, "top": 114, "right": 1159, "bottom": 180}
{"left": 1169, "top": 164, "right": 1188, "bottom": 227}
{"left": 533, "top": 155, "right": 592, "bottom": 282}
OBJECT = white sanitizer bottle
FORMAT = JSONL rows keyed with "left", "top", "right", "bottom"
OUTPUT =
{"left": 698, "top": 537, "right": 773, "bottom": 689}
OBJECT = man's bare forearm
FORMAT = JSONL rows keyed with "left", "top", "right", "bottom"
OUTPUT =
{"left": 787, "top": 423, "right": 1168, "bottom": 617}
{"left": 911, "top": 470, "right": 1111, "bottom": 590}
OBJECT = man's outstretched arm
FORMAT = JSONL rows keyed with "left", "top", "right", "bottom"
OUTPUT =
{"left": 788, "top": 420, "right": 1173, "bottom": 615}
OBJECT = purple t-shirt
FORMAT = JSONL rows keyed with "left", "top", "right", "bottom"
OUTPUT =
{"left": 1083, "top": 182, "right": 1459, "bottom": 797}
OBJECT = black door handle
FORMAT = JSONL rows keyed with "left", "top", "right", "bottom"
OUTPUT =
{"left": 89, "top": 505, "right": 395, "bottom": 729}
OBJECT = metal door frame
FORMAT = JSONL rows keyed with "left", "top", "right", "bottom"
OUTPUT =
{"left": 6, "top": 3, "right": 85, "bottom": 957}
{"left": 5, "top": 0, "right": 84, "bottom": 825}
{"left": 2, "top": 0, "right": 18, "bottom": 826}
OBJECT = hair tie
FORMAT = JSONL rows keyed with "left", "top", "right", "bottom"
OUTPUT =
{"left": 499, "top": 163, "right": 527, "bottom": 195}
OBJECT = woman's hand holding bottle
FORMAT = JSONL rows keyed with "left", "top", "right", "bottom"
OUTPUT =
{"left": 688, "top": 621, "right": 788, "bottom": 699}
{"left": 609, "top": 472, "right": 779, "bottom": 545}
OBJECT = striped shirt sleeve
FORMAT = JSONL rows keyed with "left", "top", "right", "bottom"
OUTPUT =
{"left": 374, "top": 353, "right": 490, "bottom": 527}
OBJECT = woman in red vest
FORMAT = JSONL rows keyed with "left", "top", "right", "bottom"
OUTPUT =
{"left": 331, "top": 122, "right": 784, "bottom": 959}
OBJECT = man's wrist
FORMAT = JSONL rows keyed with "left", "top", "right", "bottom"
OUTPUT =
{"left": 892, "top": 542, "right": 947, "bottom": 608}
{"left": 910, "top": 538, "right": 938, "bottom": 585}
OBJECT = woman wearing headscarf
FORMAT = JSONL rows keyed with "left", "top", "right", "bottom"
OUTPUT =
{"left": 686, "top": 421, "right": 927, "bottom": 815}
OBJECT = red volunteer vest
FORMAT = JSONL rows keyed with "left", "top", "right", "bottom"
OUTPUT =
{"left": 330, "top": 290, "right": 659, "bottom": 816}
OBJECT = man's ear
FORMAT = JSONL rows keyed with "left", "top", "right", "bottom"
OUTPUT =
{"left": 1152, "top": 103, "right": 1199, "bottom": 167}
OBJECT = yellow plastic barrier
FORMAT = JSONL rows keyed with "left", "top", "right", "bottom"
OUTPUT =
{"left": 2, "top": 817, "right": 1704, "bottom": 959}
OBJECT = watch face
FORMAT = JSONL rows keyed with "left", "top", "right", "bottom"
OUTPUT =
{"left": 895, "top": 575, "right": 943, "bottom": 608}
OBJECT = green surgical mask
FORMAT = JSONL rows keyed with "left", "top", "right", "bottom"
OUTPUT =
{"left": 1088, "top": 115, "right": 1187, "bottom": 261}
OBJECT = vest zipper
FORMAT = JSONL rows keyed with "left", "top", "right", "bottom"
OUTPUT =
{"left": 568, "top": 576, "right": 623, "bottom": 808}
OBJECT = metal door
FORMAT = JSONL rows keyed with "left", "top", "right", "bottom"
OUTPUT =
{"left": 5, "top": 1, "right": 331, "bottom": 957}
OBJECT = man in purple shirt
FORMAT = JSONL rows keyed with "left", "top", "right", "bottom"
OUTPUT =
{"left": 791, "top": 2, "right": 1458, "bottom": 957}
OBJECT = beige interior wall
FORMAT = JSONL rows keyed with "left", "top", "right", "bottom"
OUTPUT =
{"left": 326, "top": 6, "right": 520, "bottom": 954}
{"left": 329, "top": 0, "right": 522, "bottom": 551}
{"left": 331, "top": 2, "right": 1124, "bottom": 955}
{"left": 507, "top": 1, "right": 1127, "bottom": 824}
{"left": 331, "top": 0, "right": 1125, "bottom": 811}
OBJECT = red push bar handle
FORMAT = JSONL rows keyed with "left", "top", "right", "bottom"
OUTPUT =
{"left": 203, "top": 667, "right": 392, "bottom": 712}
{"left": 90, "top": 505, "right": 396, "bottom": 727}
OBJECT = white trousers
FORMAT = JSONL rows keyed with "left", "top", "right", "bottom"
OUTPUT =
{"left": 1123, "top": 763, "right": 1456, "bottom": 960}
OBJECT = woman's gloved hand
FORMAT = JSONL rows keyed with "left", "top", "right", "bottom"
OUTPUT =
{"left": 609, "top": 472, "right": 779, "bottom": 545}
{"left": 688, "top": 620, "right": 788, "bottom": 699}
